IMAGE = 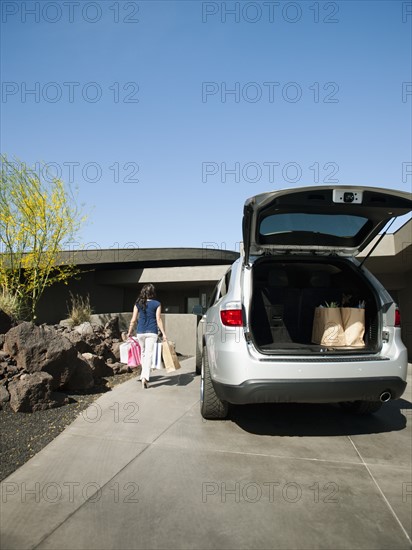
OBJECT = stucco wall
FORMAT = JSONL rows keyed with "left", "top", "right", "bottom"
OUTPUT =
{"left": 36, "top": 272, "right": 125, "bottom": 324}
{"left": 37, "top": 270, "right": 216, "bottom": 324}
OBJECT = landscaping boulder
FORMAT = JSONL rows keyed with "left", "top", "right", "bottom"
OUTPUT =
{"left": 69, "top": 323, "right": 115, "bottom": 361}
{"left": 73, "top": 322, "right": 95, "bottom": 337}
{"left": 5, "top": 365, "right": 19, "bottom": 378}
{"left": 64, "top": 329, "right": 94, "bottom": 354}
{"left": 110, "top": 341, "right": 121, "bottom": 362}
{"left": 100, "top": 344, "right": 116, "bottom": 363}
{"left": 85, "top": 339, "right": 115, "bottom": 363}
{"left": 110, "top": 362, "right": 133, "bottom": 374}
{"left": 84, "top": 334, "right": 114, "bottom": 360}
{"left": 0, "top": 384, "right": 10, "bottom": 407}
{"left": 81, "top": 353, "right": 114, "bottom": 379}
{"left": 104, "top": 317, "right": 121, "bottom": 340}
{"left": 0, "top": 310, "right": 12, "bottom": 335}
{"left": 8, "top": 372, "right": 68, "bottom": 412}
{"left": 4, "top": 322, "right": 77, "bottom": 389}
{"left": 64, "top": 354, "right": 95, "bottom": 391}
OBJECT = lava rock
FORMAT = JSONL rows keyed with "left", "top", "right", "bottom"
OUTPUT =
{"left": 73, "top": 322, "right": 95, "bottom": 337}
{"left": 110, "top": 341, "right": 121, "bottom": 362}
{"left": 0, "top": 384, "right": 10, "bottom": 404}
{"left": 4, "top": 322, "right": 77, "bottom": 389}
{"left": 64, "top": 329, "right": 94, "bottom": 354}
{"left": 64, "top": 354, "right": 95, "bottom": 391}
{"left": 0, "top": 310, "right": 12, "bottom": 335}
{"left": 81, "top": 353, "right": 114, "bottom": 379}
{"left": 104, "top": 317, "right": 121, "bottom": 340}
{"left": 8, "top": 372, "right": 68, "bottom": 413}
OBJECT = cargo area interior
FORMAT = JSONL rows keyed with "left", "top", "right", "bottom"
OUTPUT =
{"left": 250, "top": 258, "right": 380, "bottom": 354}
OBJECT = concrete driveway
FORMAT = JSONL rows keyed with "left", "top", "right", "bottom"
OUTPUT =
{"left": 1, "top": 358, "right": 411, "bottom": 550}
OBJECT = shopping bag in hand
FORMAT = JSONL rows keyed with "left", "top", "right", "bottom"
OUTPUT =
{"left": 162, "top": 340, "right": 181, "bottom": 372}
{"left": 127, "top": 337, "right": 141, "bottom": 367}
{"left": 119, "top": 341, "right": 129, "bottom": 364}
{"left": 152, "top": 341, "right": 164, "bottom": 369}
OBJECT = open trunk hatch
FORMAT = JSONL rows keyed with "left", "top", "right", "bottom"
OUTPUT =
{"left": 243, "top": 186, "right": 412, "bottom": 263}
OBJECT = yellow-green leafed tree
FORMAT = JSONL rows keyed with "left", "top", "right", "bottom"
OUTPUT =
{"left": 0, "top": 155, "right": 85, "bottom": 321}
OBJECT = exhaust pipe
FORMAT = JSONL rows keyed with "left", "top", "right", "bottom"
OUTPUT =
{"left": 379, "top": 391, "right": 392, "bottom": 402}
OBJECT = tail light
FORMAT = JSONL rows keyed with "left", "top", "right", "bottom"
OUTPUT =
{"left": 220, "top": 304, "right": 243, "bottom": 326}
{"left": 395, "top": 308, "right": 401, "bottom": 327}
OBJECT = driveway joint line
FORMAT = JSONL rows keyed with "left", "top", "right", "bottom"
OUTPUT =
{"left": 212, "top": 448, "right": 365, "bottom": 467}
{"left": 32, "top": 442, "right": 150, "bottom": 550}
{"left": 33, "top": 402, "right": 197, "bottom": 550}
{"left": 347, "top": 435, "right": 412, "bottom": 545}
{"left": 209, "top": 448, "right": 412, "bottom": 470}
{"left": 59, "top": 432, "right": 150, "bottom": 444}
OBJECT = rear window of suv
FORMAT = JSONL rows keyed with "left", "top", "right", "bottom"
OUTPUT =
{"left": 259, "top": 213, "right": 369, "bottom": 239}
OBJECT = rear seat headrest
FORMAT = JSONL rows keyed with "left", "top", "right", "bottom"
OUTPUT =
{"left": 310, "top": 271, "right": 331, "bottom": 287}
{"left": 267, "top": 269, "right": 288, "bottom": 287}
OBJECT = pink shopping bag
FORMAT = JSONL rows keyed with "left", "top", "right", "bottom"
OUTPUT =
{"left": 127, "top": 337, "right": 141, "bottom": 367}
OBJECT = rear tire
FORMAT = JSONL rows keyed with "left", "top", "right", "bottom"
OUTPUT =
{"left": 195, "top": 340, "right": 202, "bottom": 375}
{"left": 200, "top": 346, "right": 228, "bottom": 420}
{"left": 340, "top": 400, "right": 382, "bottom": 415}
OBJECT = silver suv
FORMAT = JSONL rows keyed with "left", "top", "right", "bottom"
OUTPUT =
{"left": 197, "top": 186, "right": 411, "bottom": 419}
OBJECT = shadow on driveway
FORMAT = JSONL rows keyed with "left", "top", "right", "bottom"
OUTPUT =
{"left": 228, "top": 398, "right": 411, "bottom": 437}
{"left": 146, "top": 371, "right": 197, "bottom": 388}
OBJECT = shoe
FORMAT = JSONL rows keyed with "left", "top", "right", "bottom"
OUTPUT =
{"left": 141, "top": 378, "right": 148, "bottom": 389}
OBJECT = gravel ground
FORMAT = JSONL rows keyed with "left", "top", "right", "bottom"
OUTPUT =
{"left": 0, "top": 371, "right": 139, "bottom": 482}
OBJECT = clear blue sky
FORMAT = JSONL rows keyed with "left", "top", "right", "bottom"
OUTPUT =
{"left": 1, "top": 0, "right": 411, "bottom": 253}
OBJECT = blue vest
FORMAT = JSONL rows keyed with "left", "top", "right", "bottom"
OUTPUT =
{"left": 136, "top": 299, "right": 160, "bottom": 334}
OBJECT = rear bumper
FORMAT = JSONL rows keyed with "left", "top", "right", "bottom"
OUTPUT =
{"left": 213, "top": 377, "right": 407, "bottom": 405}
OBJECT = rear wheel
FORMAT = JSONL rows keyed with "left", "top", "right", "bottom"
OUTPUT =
{"left": 195, "top": 341, "right": 202, "bottom": 375}
{"left": 200, "top": 346, "right": 229, "bottom": 420}
{"left": 340, "top": 400, "right": 382, "bottom": 415}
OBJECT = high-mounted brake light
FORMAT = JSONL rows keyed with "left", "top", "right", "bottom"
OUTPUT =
{"left": 220, "top": 309, "right": 243, "bottom": 327}
{"left": 395, "top": 308, "right": 401, "bottom": 327}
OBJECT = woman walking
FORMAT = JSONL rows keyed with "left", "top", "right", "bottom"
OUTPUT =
{"left": 127, "top": 284, "right": 167, "bottom": 389}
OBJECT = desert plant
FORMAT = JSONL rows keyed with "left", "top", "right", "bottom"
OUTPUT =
{"left": 0, "top": 287, "right": 25, "bottom": 320}
{"left": 67, "top": 292, "right": 93, "bottom": 326}
{"left": 0, "top": 155, "right": 85, "bottom": 320}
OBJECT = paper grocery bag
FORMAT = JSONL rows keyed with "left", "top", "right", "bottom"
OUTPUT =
{"left": 312, "top": 307, "right": 346, "bottom": 347}
{"left": 162, "top": 340, "right": 181, "bottom": 372}
{"left": 171, "top": 343, "right": 181, "bottom": 369}
{"left": 341, "top": 308, "right": 365, "bottom": 347}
